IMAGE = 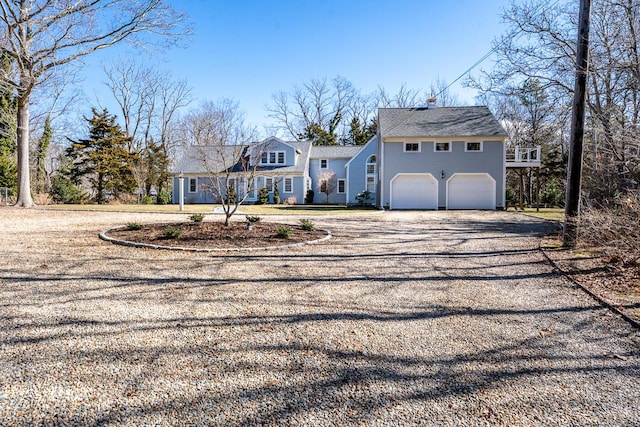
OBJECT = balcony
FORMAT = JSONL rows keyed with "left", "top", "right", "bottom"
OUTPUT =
{"left": 506, "top": 146, "right": 541, "bottom": 168}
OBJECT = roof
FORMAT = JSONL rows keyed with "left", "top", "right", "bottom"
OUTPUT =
{"left": 172, "top": 145, "right": 247, "bottom": 174}
{"left": 310, "top": 145, "right": 363, "bottom": 159}
{"left": 254, "top": 140, "right": 312, "bottom": 174}
{"left": 378, "top": 106, "right": 507, "bottom": 138}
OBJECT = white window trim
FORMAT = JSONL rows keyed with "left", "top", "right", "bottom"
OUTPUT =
{"left": 260, "top": 151, "right": 286, "bottom": 165}
{"left": 365, "top": 154, "right": 376, "bottom": 193}
{"left": 403, "top": 142, "right": 421, "bottom": 153}
{"left": 265, "top": 177, "right": 274, "bottom": 193}
{"left": 319, "top": 159, "right": 329, "bottom": 169}
{"left": 434, "top": 142, "right": 452, "bottom": 152}
{"left": 465, "top": 141, "right": 483, "bottom": 152}
{"left": 284, "top": 176, "right": 293, "bottom": 193}
{"left": 188, "top": 177, "right": 198, "bottom": 193}
{"left": 337, "top": 179, "right": 346, "bottom": 194}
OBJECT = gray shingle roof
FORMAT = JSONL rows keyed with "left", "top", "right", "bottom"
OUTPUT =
{"left": 172, "top": 145, "right": 247, "bottom": 174}
{"left": 379, "top": 106, "right": 507, "bottom": 138}
{"left": 310, "top": 145, "right": 363, "bottom": 159}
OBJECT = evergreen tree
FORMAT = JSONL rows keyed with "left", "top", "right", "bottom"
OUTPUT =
{"left": 66, "top": 108, "right": 139, "bottom": 203}
{"left": 0, "top": 51, "right": 16, "bottom": 190}
{"left": 345, "top": 116, "right": 377, "bottom": 146}
{"left": 143, "top": 139, "right": 170, "bottom": 196}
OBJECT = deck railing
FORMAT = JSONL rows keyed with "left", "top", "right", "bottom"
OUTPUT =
{"left": 506, "top": 146, "right": 541, "bottom": 167}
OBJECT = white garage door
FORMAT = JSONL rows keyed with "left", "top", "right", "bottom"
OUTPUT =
{"left": 447, "top": 173, "right": 496, "bottom": 210}
{"left": 391, "top": 174, "right": 438, "bottom": 209}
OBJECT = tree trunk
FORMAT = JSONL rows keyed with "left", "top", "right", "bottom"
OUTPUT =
{"left": 15, "top": 96, "right": 34, "bottom": 207}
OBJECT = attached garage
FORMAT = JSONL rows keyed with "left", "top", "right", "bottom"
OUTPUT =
{"left": 447, "top": 173, "right": 496, "bottom": 210}
{"left": 390, "top": 173, "right": 438, "bottom": 209}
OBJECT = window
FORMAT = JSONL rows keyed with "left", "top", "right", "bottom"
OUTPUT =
{"left": 188, "top": 177, "right": 198, "bottom": 193}
{"left": 435, "top": 142, "right": 451, "bottom": 152}
{"left": 337, "top": 179, "right": 345, "bottom": 194}
{"left": 465, "top": 142, "right": 483, "bottom": 152}
{"left": 265, "top": 177, "right": 274, "bottom": 192}
{"left": 284, "top": 177, "right": 293, "bottom": 193}
{"left": 365, "top": 154, "right": 376, "bottom": 193}
{"left": 260, "top": 151, "right": 286, "bottom": 165}
{"left": 320, "top": 159, "right": 328, "bottom": 169}
{"left": 404, "top": 142, "right": 420, "bottom": 152}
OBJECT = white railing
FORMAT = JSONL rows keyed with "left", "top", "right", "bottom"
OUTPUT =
{"left": 506, "top": 146, "right": 541, "bottom": 167}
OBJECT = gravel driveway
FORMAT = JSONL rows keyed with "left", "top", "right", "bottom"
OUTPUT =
{"left": 1, "top": 208, "right": 639, "bottom": 426}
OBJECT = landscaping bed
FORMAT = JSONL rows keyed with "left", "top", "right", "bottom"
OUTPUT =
{"left": 104, "top": 220, "right": 328, "bottom": 250}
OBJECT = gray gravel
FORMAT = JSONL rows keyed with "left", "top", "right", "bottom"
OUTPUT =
{"left": 1, "top": 207, "right": 639, "bottom": 426}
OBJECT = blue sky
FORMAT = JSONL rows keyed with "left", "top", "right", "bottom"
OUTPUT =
{"left": 80, "top": 0, "right": 514, "bottom": 133}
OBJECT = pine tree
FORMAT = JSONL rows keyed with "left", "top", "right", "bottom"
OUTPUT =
{"left": 0, "top": 51, "right": 17, "bottom": 190}
{"left": 66, "top": 108, "right": 139, "bottom": 203}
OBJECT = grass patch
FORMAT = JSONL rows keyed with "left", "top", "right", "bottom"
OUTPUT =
{"left": 511, "top": 207, "right": 564, "bottom": 222}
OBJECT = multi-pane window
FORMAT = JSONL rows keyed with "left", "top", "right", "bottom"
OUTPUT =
{"left": 366, "top": 176, "right": 375, "bottom": 193}
{"left": 284, "top": 177, "right": 293, "bottom": 193}
{"left": 404, "top": 142, "right": 420, "bottom": 152}
{"left": 265, "top": 177, "right": 274, "bottom": 192}
{"left": 320, "top": 159, "right": 328, "bottom": 169}
{"left": 366, "top": 155, "right": 376, "bottom": 193}
{"left": 189, "top": 177, "right": 197, "bottom": 193}
{"left": 337, "top": 179, "right": 345, "bottom": 194}
{"left": 260, "top": 151, "right": 286, "bottom": 164}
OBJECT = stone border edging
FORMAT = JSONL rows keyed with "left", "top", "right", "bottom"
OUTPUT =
{"left": 539, "top": 242, "right": 640, "bottom": 330}
{"left": 99, "top": 225, "right": 332, "bottom": 252}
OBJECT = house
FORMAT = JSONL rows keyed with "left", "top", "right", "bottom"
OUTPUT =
{"left": 172, "top": 105, "right": 539, "bottom": 209}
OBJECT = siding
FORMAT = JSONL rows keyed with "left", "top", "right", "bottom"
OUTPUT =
{"left": 381, "top": 139, "right": 504, "bottom": 208}
{"left": 308, "top": 157, "right": 349, "bottom": 204}
{"left": 346, "top": 138, "right": 377, "bottom": 205}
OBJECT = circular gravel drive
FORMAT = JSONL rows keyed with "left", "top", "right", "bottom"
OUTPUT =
{"left": 1, "top": 208, "right": 638, "bottom": 426}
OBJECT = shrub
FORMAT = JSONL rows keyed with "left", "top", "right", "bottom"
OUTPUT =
{"left": 141, "top": 195, "right": 153, "bottom": 205}
{"left": 163, "top": 226, "right": 181, "bottom": 239}
{"left": 273, "top": 181, "right": 280, "bottom": 204}
{"left": 127, "top": 223, "right": 143, "bottom": 231}
{"left": 190, "top": 213, "right": 205, "bottom": 223}
{"left": 356, "top": 190, "right": 371, "bottom": 205}
{"left": 305, "top": 189, "right": 314, "bottom": 204}
{"left": 256, "top": 187, "right": 270, "bottom": 205}
{"left": 226, "top": 184, "right": 236, "bottom": 205}
{"left": 50, "top": 174, "right": 87, "bottom": 204}
{"left": 300, "top": 218, "right": 315, "bottom": 231}
{"left": 276, "top": 225, "right": 292, "bottom": 238}
{"left": 246, "top": 215, "right": 262, "bottom": 223}
{"left": 284, "top": 196, "right": 297, "bottom": 205}
{"left": 156, "top": 190, "right": 172, "bottom": 205}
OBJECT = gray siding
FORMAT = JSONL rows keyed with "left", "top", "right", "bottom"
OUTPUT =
{"left": 381, "top": 140, "right": 504, "bottom": 208}
{"left": 308, "top": 157, "right": 348, "bottom": 204}
{"left": 346, "top": 139, "right": 377, "bottom": 205}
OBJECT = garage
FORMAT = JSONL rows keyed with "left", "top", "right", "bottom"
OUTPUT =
{"left": 390, "top": 173, "right": 438, "bottom": 209}
{"left": 447, "top": 173, "right": 496, "bottom": 210}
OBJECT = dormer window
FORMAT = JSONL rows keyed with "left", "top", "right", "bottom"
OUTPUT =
{"left": 260, "top": 150, "right": 286, "bottom": 165}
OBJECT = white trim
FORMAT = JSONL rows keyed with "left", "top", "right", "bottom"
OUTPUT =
{"left": 337, "top": 178, "right": 346, "bottom": 194}
{"left": 389, "top": 173, "right": 438, "bottom": 210}
{"left": 188, "top": 177, "right": 198, "bottom": 193}
{"left": 403, "top": 142, "right": 421, "bottom": 153}
{"left": 434, "top": 141, "right": 452, "bottom": 152}
{"left": 319, "top": 159, "right": 328, "bottom": 169}
{"left": 283, "top": 176, "right": 293, "bottom": 193}
{"left": 446, "top": 173, "right": 496, "bottom": 210}
{"left": 344, "top": 136, "right": 376, "bottom": 168}
{"left": 465, "top": 141, "right": 483, "bottom": 152}
{"left": 260, "top": 150, "right": 286, "bottom": 165}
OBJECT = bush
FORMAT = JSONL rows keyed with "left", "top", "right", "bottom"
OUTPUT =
{"left": 190, "top": 213, "right": 205, "bottom": 222}
{"left": 356, "top": 190, "right": 371, "bottom": 206}
{"left": 300, "top": 218, "right": 315, "bottom": 231}
{"left": 580, "top": 192, "right": 640, "bottom": 263}
{"left": 127, "top": 223, "right": 143, "bottom": 231}
{"left": 141, "top": 195, "right": 153, "bottom": 205}
{"left": 284, "top": 196, "right": 297, "bottom": 205}
{"left": 245, "top": 215, "right": 262, "bottom": 223}
{"left": 226, "top": 184, "right": 236, "bottom": 205}
{"left": 273, "top": 181, "right": 280, "bottom": 204}
{"left": 51, "top": 174, "right": 87, "bottom": 204}
{"left": 163, "top": 226, "right": 181, "bottom": 239}
{"left": 305, "top": 189, "right": 314, "bottom": 204}
{"left": 276, "top": 225, "right": 292, "bottom": 238}
{"left": 156, "top": 190, "right": 172, "bottom": 205}
{"left": 256, "top": 187, "right": 270, "bottom": 205}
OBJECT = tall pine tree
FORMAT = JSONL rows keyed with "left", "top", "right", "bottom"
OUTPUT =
{"left": 66, "top": 108, "right": 139, "bottom": 203}
{"left": 0, "top": 50, "right": 16, "bottom": 191}
{"left": 34, "top": 116, "right": 52, "bottom": 194}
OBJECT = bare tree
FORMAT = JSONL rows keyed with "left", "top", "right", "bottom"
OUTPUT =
{"left": 316, "top": 170, "right": 337, "bottom": 204}
{"left": 0, "top": 0, "right": 190, "bottom": 207}
{"left": 180, "top": 99, "right": 265, "bottom": 226}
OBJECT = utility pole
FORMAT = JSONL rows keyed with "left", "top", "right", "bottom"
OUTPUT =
{"left": 563, "top": 0, "right": 592, "bottom": 248}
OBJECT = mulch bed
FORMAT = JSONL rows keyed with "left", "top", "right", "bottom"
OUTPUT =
{"left": 542, "top": 235, "right": 640, "bottom": 324}
{"left": 105, "top": 221, "right": 328, "bottom": 249}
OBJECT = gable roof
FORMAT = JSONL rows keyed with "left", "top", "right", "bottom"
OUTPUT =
{"left": 378, "top": 106, "right": 507, "bottom": 139}
{"left": 310, "top": 145, "right": 363, "bottom": 159}
{"left": 172, "top": 145, "right": 247, "bottom": 174}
